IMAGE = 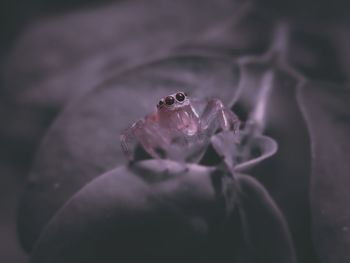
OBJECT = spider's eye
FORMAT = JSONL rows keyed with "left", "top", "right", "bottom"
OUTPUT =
{"left": 158, "top": 100, "right": 164, "bottom": 107}
{"left": 165, "top": 96, "right": 175, "bottom": 105}
{"left": 175, "top": 92, "right": 185, "bottom": 102}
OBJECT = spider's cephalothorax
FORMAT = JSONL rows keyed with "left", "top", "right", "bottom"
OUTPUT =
{"left": 156, "top": 92, "right": 199, "bottom": 135}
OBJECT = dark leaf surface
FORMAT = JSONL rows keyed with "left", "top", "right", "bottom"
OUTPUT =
{"left": 236, "top": 174, "right": 296, "bottom": 263}
{"left": 29, "top": 160, "right": 234, "bottom": 263}
{"left": 235, "top": 61, "right": 317, "bottom": 263}
{"left": 298, "top": 81, "right": 350, "bottom": 263}
{"left": 30, "top": 160, "right": 295, "bottom": 263}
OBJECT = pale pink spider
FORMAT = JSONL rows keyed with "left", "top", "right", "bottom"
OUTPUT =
{"left": 120, "top": 91, "right": 240, "bottom": 162}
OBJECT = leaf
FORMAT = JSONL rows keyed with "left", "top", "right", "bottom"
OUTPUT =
{"left": 297, "top": 81, "right": 350, "bottom": 263}
{"left": 29, "top": 160, "right": 237, "bottom": 263}
{"left": 29, "top": 160, "right": 295, "bottom": 263}
{"left": 236, "top": 174, "right": 297, "bottom": 263}
{"left": 18, "top": 55, "right": 241, "bottom": 251}
{"left": 288, "top": 30, "right": 346, "bottom": 83}
{"left": 210, "top": 131, "right": 278, "bottom": 173}
{"left": 234, "top": 135, "right": 278, "bottom": 172}
{"left": 235, "top": 62, "right": 318, "bottom": 263}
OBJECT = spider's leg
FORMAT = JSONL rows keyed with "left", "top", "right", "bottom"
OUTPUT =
{"left": 200, "top": 98, "right": 240, "bottom": 134}
{"left": 200, "top": 98, "right": 241, "bottom": 173}
{"left": 120, "top": 120, "right": 144, "bottom": 160}
{"left": 135, "top": 120, "right": 171, "bottom": 159}
{"left": 121, "top": 115, "right": 172, "bottom": 160}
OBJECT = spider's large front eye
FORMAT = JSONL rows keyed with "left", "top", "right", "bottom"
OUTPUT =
{"left": 165, "top": 96, "right": 175, "bottom": 105}
{"left": 175, "top": 92, "right": 185, "bottom": 102}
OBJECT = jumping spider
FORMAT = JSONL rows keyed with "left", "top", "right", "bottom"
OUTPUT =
{"left": 120, "top": 91, "right": 239, "bottom": 162}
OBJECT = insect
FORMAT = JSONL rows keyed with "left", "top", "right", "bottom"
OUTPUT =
{"left": 120, "top": 91, "right": 240, "bottom": 162}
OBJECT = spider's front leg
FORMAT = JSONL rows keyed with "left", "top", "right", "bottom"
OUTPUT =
{"left": 120, "top": 120, "right": 143, "bottom": 160}
{"left": 199, "top": 98, "right": 240, "bottom": 172}
{"left": 120, "top": 118, "right": 168, "bottom": 160}
{"left": 200, "top": 98, "right": 240, "bottom": 135}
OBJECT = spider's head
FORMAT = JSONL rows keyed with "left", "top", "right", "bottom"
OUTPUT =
{"left": 157, "top": 92, "right": 189, "bottom": 111}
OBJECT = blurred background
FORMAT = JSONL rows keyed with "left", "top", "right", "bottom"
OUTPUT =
{"left": 0, "top": 0, "right": 349, "bottom": 262}
{"left": 0, "top": 1, "right": 117, "bottom": 262}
